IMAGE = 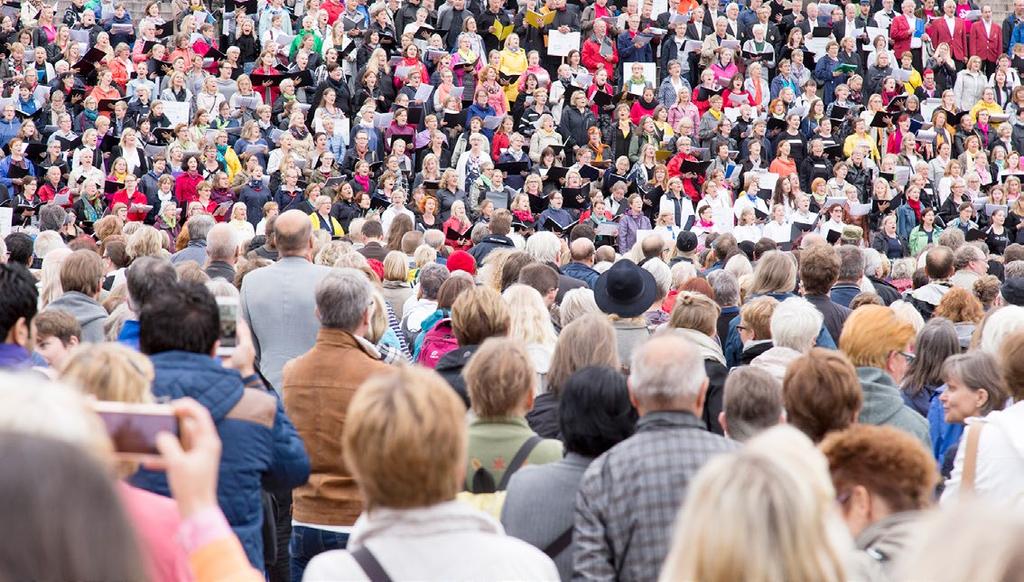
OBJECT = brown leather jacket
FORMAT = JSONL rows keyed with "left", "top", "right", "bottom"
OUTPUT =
{"left": 282, "top": 328, "right": 389, "bottom": 525}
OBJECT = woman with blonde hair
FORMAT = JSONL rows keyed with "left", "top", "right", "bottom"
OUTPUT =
{"left": 126, "top": 225, "right": 166, "bottom": 260}
{"left": 527, "top": 313, "right": 619, "bottom": 438}
{"left": 60, "top": 343, "right": 155, "bottom": 403}
{"left": 659, "top": 426, "right": 851, "bottom": 582}
{"left": 503, "top": 284, "right": 559, "bottom": 390}
{"left": 39, "top": 248, "right": 73, "bottom": 309}
{"left": 381, "top": 251, "right": 413, "bottom": 319}
{"left": 666, "top": 291, "right": 728, "bottom": 434}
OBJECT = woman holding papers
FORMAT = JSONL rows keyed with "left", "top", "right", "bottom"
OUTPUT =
{"left": 498, "top": 34, "right": 527, "bottom": 103}
{"left": 819, "top": 203, "right": 848, "bottom": 241}
{"left": 722, "top": 74, "right": 755, "bottom": 110}
{"left": 986, "top": 208, "right": 1011, "bottom": 255}
{"left": 813, "top": 41, "right": 844, "bottom": 105}
{"left": 110, "top": 174, "right": 149, "bottom": 222}
{"left": 617, "top": 194, "right": 651, "bottom": 253}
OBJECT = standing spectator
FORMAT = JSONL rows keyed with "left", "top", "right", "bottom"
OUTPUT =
{"left": 282, "top": 268, "right": 389, "bottom": 580}
{"left": 839, "top": 304, "right": 930, "bottom": 446}
{"left": 573, "top": 334, "right": 738, "bottom": 581}
{"left": 43, "top": 250, "right": 107, "bottom": 344}
{"left": 170, "top": 215, "right": 214, "bottom": 266}
{"left": 799, "top": 243, "right": 850, "bottom": 345}
{"left": 240, "top": 209, "right": 331, "bottom": 390}
{"left": 0, "top": 264, "right": 38, "bottom": 369}
{"left": 130, "top": 281, "right": 310, "bottom": 570}
{"left": 502, "top": 366, "right": 637, "bottom": 580}
{"left": 303, "top": 366, "right": 559, "bottom": 580}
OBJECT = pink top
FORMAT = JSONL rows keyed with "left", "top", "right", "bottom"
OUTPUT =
{"left": 118, "top": 482, "right": 193, "bottom": 582}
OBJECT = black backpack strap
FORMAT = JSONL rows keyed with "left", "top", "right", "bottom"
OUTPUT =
{"left": 497, "top": 435, "right": 543, "bottom": 491}
{"left": 542, "top": 526, "right": 574, "bottom": 559}
{"left": 351, "top": 546, "right": 394, "bottom": 582}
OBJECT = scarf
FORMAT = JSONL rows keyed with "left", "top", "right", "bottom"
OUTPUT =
{"left": 84, "top": 108, "right": 98, "bottom": 122}
{"left": 81, "top": 195, "right": 102, "bottom": 222}
{"left": 665, "top": 327, "right": 726, "bottom": 365}
{"left": 908, "top": 197, "right": 922, "bottom": 221}
{"left": 354, "top": 174, "right": 370, "bottom": 191}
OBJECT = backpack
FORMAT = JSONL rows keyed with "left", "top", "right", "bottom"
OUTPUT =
{"left": 415, "top": 318, "right": 459, "bottom": 369}
{"left": 456, "top": 436, "right": 541, "bottom": 520}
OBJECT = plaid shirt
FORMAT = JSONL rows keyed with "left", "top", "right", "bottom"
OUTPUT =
{"left": 573, "top": 411, "right": 738, "bottom": 582}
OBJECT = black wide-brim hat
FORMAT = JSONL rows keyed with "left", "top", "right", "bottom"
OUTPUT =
{"left": 594, "top": 259, "right": 658, "bottom": 319}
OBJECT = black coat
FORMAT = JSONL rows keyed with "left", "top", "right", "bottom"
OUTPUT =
{"left": 435, "top": 344, "right": 478, "bottom": 407}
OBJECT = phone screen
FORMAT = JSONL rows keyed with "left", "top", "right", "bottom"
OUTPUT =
{"left": 216, "top": 296, "right": 239, "bottom": 355}
{"left": 93, "top": 402, "right": 179, "bottom": 457}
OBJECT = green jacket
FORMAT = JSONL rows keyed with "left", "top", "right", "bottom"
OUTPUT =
{"left": 465, "top": 417, "right": 563, "bottom": 491}
{"left": 908, "top": 224, "right": 943, "bottom": 256}
{"left": 856, "top": 367, "right": 930, "bottom": 448}
{"left": 289, "top": 29, "right": 323, "bottom": 58}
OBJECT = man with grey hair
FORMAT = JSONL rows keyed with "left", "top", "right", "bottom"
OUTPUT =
{"left": 281, "top": 268, "right": 388, "bottom": 579}
{"left": 707, "top": 269, "right": 740, "bottom": 341}
{"left": 423, "top": 229, "right": 447, "bottom": 262}
{"left": 1005, "top": 260, "right": 1024, "bottom": 280}
{"left": 205, "top": 223, "right": 239, "bottom": 282}
{"left": 400, "top": 262, "right": 450, "bottom": 342}
{"left": 751, "top": 296, "right": 824, "bottom": 382}
{"left": 862, "top": 248, "right": 901, "bottom": 305}
{"left": 951, "top": 243, "right": 988, "bottom": 290}
{"left": 526, "top": 230, "right": 584, "bottom": 302}
{"left": 240, "top": 209, "right": 332, "bottom": 390}
{"left": 830, "top": 245, "right": 864, "bottom": 308}
{"left": 718, "top": 366, "right": 784, "bottom": 442}
{"left": 574, "top": 334, "right": 737, "bottom": 582}
{"left": 38, "top": 203, "right": 67, "bottom": 232}
{"left": 170, "top": 214, "right": 215, "bottom": 266}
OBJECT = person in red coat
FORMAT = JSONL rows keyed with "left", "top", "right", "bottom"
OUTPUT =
{"left": 969, "top": 6, "right": 1004, "bottom": 76}
{"left": 581, "top": 19, "right": 619, "bottom": 81}
{"left": 666, "top": 136, "right": 704, "bottom": 203}
{"left": 926, "top": 0, "right": 968, "bottom": 62}
{"left": 111, "top": 174, "right": 150, "bottom": 222}
{"left": 174, "top": 155, "right": 204, "bottom": 206}
{"left": 889, "top": 0, "right": 927, "bottom": 64}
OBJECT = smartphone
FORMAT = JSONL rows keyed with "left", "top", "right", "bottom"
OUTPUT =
{"left": 92, "top": 401, "right": 180, "bottom": 460}
{"left": 216, "top": 296, "right": 239, "bottom": 357}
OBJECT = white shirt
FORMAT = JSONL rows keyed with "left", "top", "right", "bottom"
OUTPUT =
{"left": 762, "top": 219, "right": 792, "bottom": 243}
{"left": 944, "top": 15, "right": 956, "bottom": 34}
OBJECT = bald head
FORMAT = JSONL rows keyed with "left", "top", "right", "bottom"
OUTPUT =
{"left": 206, "top": 223, "right": 239, "bottom": 263}
{"left": 275, "top": 209, "right": 314, "bottom": 258}
{"left": 629, "top": 333, "right": 708, "bottom": 414}
{"left": 570, "top": 237, "right": 595, "bottom": 264}
{"left": 641, "top": 234, "right": 665, "bottom": 259}
{"left": 800, "top": 232, "right": 826, "bottom": 249}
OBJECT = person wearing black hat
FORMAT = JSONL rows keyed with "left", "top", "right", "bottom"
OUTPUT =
{"left": 670, "top": 231, "right": 699, "bottom": 266}
{"left": 594, "top": 259, "right": 658, "bottom": 369}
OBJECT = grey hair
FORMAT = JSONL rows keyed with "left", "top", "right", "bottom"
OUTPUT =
{"left": 187, "top": 214, "right": 215, "bottom": 242}
{"left": 526, "top": 231, "right": 560, "bottom": 264}
{"left": 315, "top": 268, "right": 373, "bottom": 331}
{"left": 722, "top": 366, "right": 784, "bottom": 442}
{"left": 206, "top": 223, "right": 238, "bottom": 262}
{"left": 39, "top": 203, "right": 67, "bottom": 232}
{"left": 423, "top": 229, "right": 445, "bottom": 249}
{"left": 1005, "top": 261, "right": 1024, "bottom": 280}
{"left": 708, "top": 269, "right": 740, "bottom": 307}
{"left": 417, "top": 262, "right": 450, "bottom": 300}
{"left": 862, "top": 248, "right": 883, "bottom": 279}
{"left": 954, "top": 244, "right": 985, "bottom": 271}
{"left": 629, "top": 334, "right": 707, "bottom": 406}
{"left": 770, "top": 297, "right": 823, "bottom": 352}
{"left": 836, "top": 245, "right": 864, "bottom": 282}
{"left": 670, "top": 261, "right": 697, "bottom": 288}
{"left": 642, "top": 259, "right": 672, "bottom": 299}
{"left": 33, "top": 231, "right": 66, "bottom": 260}
{"left": 559, "top": 288, "right": 600, "bottom": 328}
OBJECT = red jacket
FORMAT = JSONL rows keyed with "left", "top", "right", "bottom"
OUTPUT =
{"left": 889, "top": 14, "right": 916, "bottom": 59}
{"left": 666, "top": 152, "right": 703, "bottom": 202}
{"left": 581, "top": 36, "right": 619, "bottom": 81}
{"left": 968, "top": 19, "right": 1003, "bottom": 63}
{"left": 927, "top": 16, "right": 968, "bottom": 61}
{"left": 174, "top": 172, "right": 203, "bottom": 206}
{"left": 112, "top": 189, "right": 149, "bottom": 221}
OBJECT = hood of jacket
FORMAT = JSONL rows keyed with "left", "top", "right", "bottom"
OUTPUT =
{"left": 435, "top": 344, "right": 478, "bottom": 373}
{"left": 47, "top": 291, "right": 107, "bottom": 329}
{"left": 855, "top": 511, "right": 924, "bottom": 567}
{"left": 751, "top": 346, "right": 802, "bottom": 379}
{"left": 149, "top": 351, "right": 244, "bottom": 422}
{"left": 664, "top": 327, "right": 726, "bottom": 365}
{"left": 350, "top": 500, "right": 501, "bottom": 547}
{"left": 857, "top": 367, "right": 912, "bottom": 426}
{"left": 910, "top": 281, "right": 950, "bottom": 307}
{"left": 478, "top": 234, "right": 514, "bottom": 248}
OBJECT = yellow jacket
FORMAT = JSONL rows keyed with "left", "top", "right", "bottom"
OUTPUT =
{"left": 499, "top": 48, "right": 528, "bottom": 103}
{"left": 969, "top": 100, "right": 1004, "bottom": 123}
{"left": 310, "top": 212, "right": 345, "bottom": 237}
{"left": 843, "top": 133, "right": 880, "bottom": 161}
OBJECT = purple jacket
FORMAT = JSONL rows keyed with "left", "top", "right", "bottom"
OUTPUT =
{"left": 617, "top": 210, "right": 652, "bottom": 253}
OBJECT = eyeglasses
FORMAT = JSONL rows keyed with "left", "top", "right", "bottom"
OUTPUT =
{"left": 897, "top": 351, "right": 916, "bottom": 364}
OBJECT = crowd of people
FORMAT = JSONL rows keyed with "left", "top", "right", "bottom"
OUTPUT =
{"left": 7, "top": 0, "right": 1024, "bottom": 579}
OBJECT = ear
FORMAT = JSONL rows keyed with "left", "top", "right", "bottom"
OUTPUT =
{"left": 976, "top": 388, "right": 991, "bottom": 411}
{"left": 694, "top": 376, "right": 709, "bottom": 416}
{"left": 717, "top": 411, "right": 728, "bottom": 437}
